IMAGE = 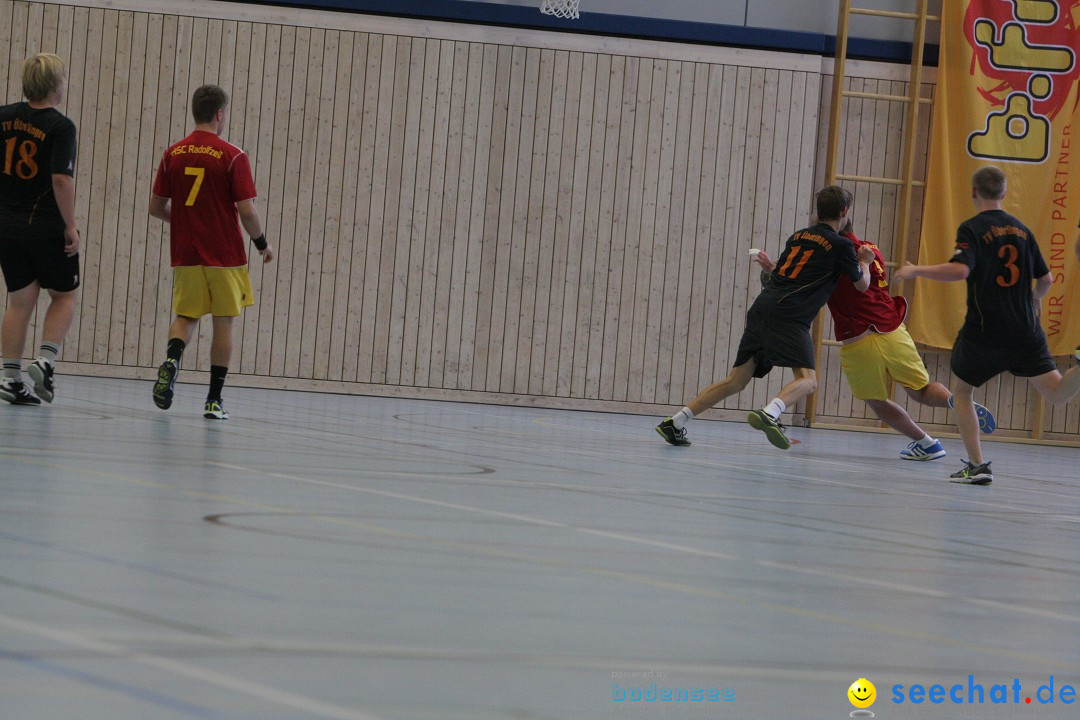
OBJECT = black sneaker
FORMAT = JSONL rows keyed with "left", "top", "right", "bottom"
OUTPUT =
{"left": 153, "top": 359, "right": 178, "bottom": 409}
{"left": 949, "top": 460, "right": 993, "bottom": 485}
{"left": 656, "top": 418, "right": 690, "bottom": 446}
{"left": 27, "top": 359, "right": 55, "bottom": 403}
{"left": 0, "top": 378, "right": 41, "bottom": 406}
{"left": 747, "top": 409, "right": 791, "bottom": 450}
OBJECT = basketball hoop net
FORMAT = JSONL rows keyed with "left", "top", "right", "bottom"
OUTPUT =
{"left": 540, "top": 0, "right": 580, "bottom": 20}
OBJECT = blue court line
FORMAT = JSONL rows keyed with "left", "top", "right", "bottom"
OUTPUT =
{"left": 0, "top": 530, "right": 279, "bottom": 602}
{"left": 0, "top": 647, "right": 228, "bottom": 719}
{"left": 218, "top": 0, "right": 937, "bottom": 64}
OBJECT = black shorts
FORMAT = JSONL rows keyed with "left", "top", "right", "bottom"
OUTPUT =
{"left": 951, "top": 331, "right": 1057, "bottom": 387}
{"left": 733, "top": 307, "right": 816, "bottom": 378}
{"left": 0, "top": 233, "right": 80, "bottom": 293}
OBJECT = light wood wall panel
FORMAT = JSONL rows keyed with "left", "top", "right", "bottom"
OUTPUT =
{"left": 2, "top": 0, "right": 1077, "bottom": 442}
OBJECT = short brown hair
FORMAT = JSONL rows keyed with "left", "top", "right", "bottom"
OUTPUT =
{"left": 972, "top": 166, "right": 1006, "bottom": 200}
{"left": 22, "top": 53, "right": 65, "bottom": 102}
{"left": 816, "top": 185, "right": 853, "bottom": 222}
{"left": 191, "top": 84, "right": 228, "bottom": 124}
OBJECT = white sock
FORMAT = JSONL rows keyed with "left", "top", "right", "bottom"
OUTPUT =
{"left": 3, "top": 359, "right": 21, "bottom": 382}
{"left": 917, "top": 434, "right": 937, "bottom": 448}
{"left": 763, "top": 398, "right": 786, "bottom": 419}
{"left": 38, "top": 342, "right": 60, "bottom": 366}
{"left": 671, "top": 407, "right": 693, "bottom": 429}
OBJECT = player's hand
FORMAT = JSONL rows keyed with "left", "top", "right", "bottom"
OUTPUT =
{"left": 259, "top": 243, "right": 275, "bottom": 263}
{"left": 857, "top": 245, "right": 875, "bottom": 264}
{"left": 753, "top": 250, "right": 775, "bottom": 272}
{"left": 63, "top": 227, "right": 81, "bottom": 256}
{"left": 894, "top": 261, "right": 917, "bottom": 281}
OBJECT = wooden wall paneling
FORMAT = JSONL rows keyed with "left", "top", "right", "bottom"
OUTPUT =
{"left": 672, "top": 62, "right": 709, "bottom": 405}
{"left": 221, "top": 18, "right": 250, "bottom": 370}
{"left": 472, "top": 44, "right": 510, "bottom": 392}
{"left": 300, "top": 29, "right": 338, "bottom": 380}
{"left": 693, "top": 64, "right": 732, "bottom": 397}
{"left": 110, "top": 10, "right": 146, "bottom": 368}
{"left": 559, "top": 52, "right": 598, "bottom": 399}
{"left": 514, "top": 47, "right": 551, "bottom": 396}
{"left": 539, "top": 50, "right": 579, "bottom": 397}
{"left": 526, "top": 48, "right": 562, "bottom": 396}
{"left": 602, "top": 55, "right": 639, "bottom": 402}
{"left": 265, "top": 24, "right": 299, "bottom": 377}
{"left": 387, "top": 38, "right": 428, "bottom": 388}
{"left": 710, "top": 65, "right": 746, "bottom": 413}
{"left": 484, "top": 45, "right": 524, "bottom": 392}
{"left": 319, "top": 32, "right": 356, "bottom": 382}
{"left": 0, "top": 2, "right": 12, "bottom": 101}
{"left": 134, "top": 13, "right": 166, "bottom": 368}
{"left": 610, "top": 56, "right": 649, "bottom": 402}
{"left": 369, "top": 36, "right": 410, "bottom": 385}
{"left": 416, "top": 39, "right": 456, "bottom": 389}
{"left": 740, "top": 67, "right": 769, "bottom": 413}
{"left": 456, "top": 43, "right": 499, "bottom": 390}
{"left": 583, "top": 53, "right": 621, "bottom": 400}
{"left": 498, "top": 46, "right": 538, "bottom": 394}
{"left": 638, "top": 59, "right": 675, "bottom": 404}
{"left": 282, "top": 27, "right": 320, "bottom": 378}
{"left": 439, "top": 41, "right": 478, "bottom": 389}
{"left": 5, "top": 2, "right": 26, "bottom": 97}
{"left": 407, "top": 38, "right": 444, "bottom": 388}
{"left": 347, "top": 33, "right": 383, "bottom": 384}
{"left": 25, "top": 1, "right": 43, "bottom": 51}
{"left": 74, "top": 8, "right": 109, "bottom": 363}
{"left": 236, "top": 21, "right": 267, "bottom": 374}
{"left": 572, "top": 53, "right": 610, "bottom": 399}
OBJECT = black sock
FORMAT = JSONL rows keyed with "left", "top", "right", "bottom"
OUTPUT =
{"left": 208, "top": 365, "right": 228, "bottom": 402}
{"left": 166, "top": 338, "right": 186, "bottom": 364}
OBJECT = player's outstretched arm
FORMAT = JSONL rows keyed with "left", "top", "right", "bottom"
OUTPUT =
{"left": 895, "top": 261, "right": 969, "bottom": 283}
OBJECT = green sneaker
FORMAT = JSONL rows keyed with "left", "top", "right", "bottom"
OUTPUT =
{"left": 949, "top": 460, "right": 993, "bottom": 485}
{"left": 153, "top": 359, "right": 178, "bottom": 410}
{"left": 203, "top": 399, "right": 229, "bottom": 420}
{"left": 747, "top": 409, "right": 791, "bottom": 450}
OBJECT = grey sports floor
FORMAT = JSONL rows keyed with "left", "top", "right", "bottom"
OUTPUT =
{"left": 2, "top": 375, "right": 1079, "bottom": 720}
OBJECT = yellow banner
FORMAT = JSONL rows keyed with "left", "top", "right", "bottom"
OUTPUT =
{"left": 909, "top": 0, "right": 1080, "bottom": 355}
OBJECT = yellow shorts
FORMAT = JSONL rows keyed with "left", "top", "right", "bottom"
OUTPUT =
{"left": 838, "top": 324, "right": 930, "bottom": 401}
{"left": 172, "top": 266, "right": 254, "bottom": 318}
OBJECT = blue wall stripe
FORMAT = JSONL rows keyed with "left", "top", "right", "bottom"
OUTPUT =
{"left": 217, "top": 0, "right": 939, "bottom": 65}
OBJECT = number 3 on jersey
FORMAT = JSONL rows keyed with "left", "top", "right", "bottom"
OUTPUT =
{"left": 184, "top": 166, "right": 205, "bottom": 206}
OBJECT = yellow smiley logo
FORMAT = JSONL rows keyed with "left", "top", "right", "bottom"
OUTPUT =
{"left": 848, "top": 678, "right": 876, "bottom": 709}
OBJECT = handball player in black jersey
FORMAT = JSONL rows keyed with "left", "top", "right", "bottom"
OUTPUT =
{"left": 0, "top": 53, "right": 80, "bottom": 406}
{"left": 897, "top": 166, "right": 1080, "bottom": 484}
{"left": 656, "top": 185, "right": 873, "bottom": 450}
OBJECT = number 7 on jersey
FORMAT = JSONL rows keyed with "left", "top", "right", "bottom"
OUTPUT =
{"left": 184, "top": 166, "right": 205, "bottom": 206}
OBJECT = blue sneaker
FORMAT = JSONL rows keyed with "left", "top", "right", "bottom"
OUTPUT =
{"left": 948, "top": 396, "right": 996, "bottom": 434}
{"left": 900, "top": 439, "right": 946, "bottom": 461}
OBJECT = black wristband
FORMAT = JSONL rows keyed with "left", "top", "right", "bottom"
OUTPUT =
{"left": 252, "top": 234, "right": 268, "bottom": 251}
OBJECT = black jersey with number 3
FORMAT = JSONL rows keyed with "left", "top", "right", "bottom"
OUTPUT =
{"left": 0, "top": 102, "right": 77, "bottom": 240}
{"left": 753, "top": 222, "right": 864, "bottom": 327}
{"left": 949, "top": 209, "right": 1048, "bottom": 344}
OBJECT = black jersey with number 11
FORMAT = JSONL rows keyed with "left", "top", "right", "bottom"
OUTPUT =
{"left": 753, "top": 222, "right": 864, "bottom": 327}
{"left": 0, "top": 102, "right": 77, "bottom": 240}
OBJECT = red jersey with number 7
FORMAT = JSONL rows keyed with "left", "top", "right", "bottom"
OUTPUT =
{"left": 152, "top": 129, "right": 257, "bottom": 267}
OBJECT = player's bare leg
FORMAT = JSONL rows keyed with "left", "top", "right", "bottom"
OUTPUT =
{"left": 656, "top": 361, "right": 756, "bottom": 446}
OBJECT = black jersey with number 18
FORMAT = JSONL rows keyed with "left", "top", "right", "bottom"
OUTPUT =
{"left": 949, "top": 209, "right": 1049, "bottom": 345}
{"left": 0, "top": 102, "right": 77, "bottom": 240}
{"left": 752, "top": 222, "right": 864, "bottom": 327}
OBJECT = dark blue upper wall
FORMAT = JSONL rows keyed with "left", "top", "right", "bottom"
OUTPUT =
{"left": 218, "top": 0, "right": 939, "bottom": 65}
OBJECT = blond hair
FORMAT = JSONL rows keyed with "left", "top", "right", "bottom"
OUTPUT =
{"left": 22, "top": 53, "right": 66, "bottom": 102}
{"left": 972, "top": 165, "right": 1007, "bottom": 201}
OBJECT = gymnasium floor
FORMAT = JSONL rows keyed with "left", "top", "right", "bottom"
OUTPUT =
{"left": 2, "top": 376, "right": 1079, "bottom": 720}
